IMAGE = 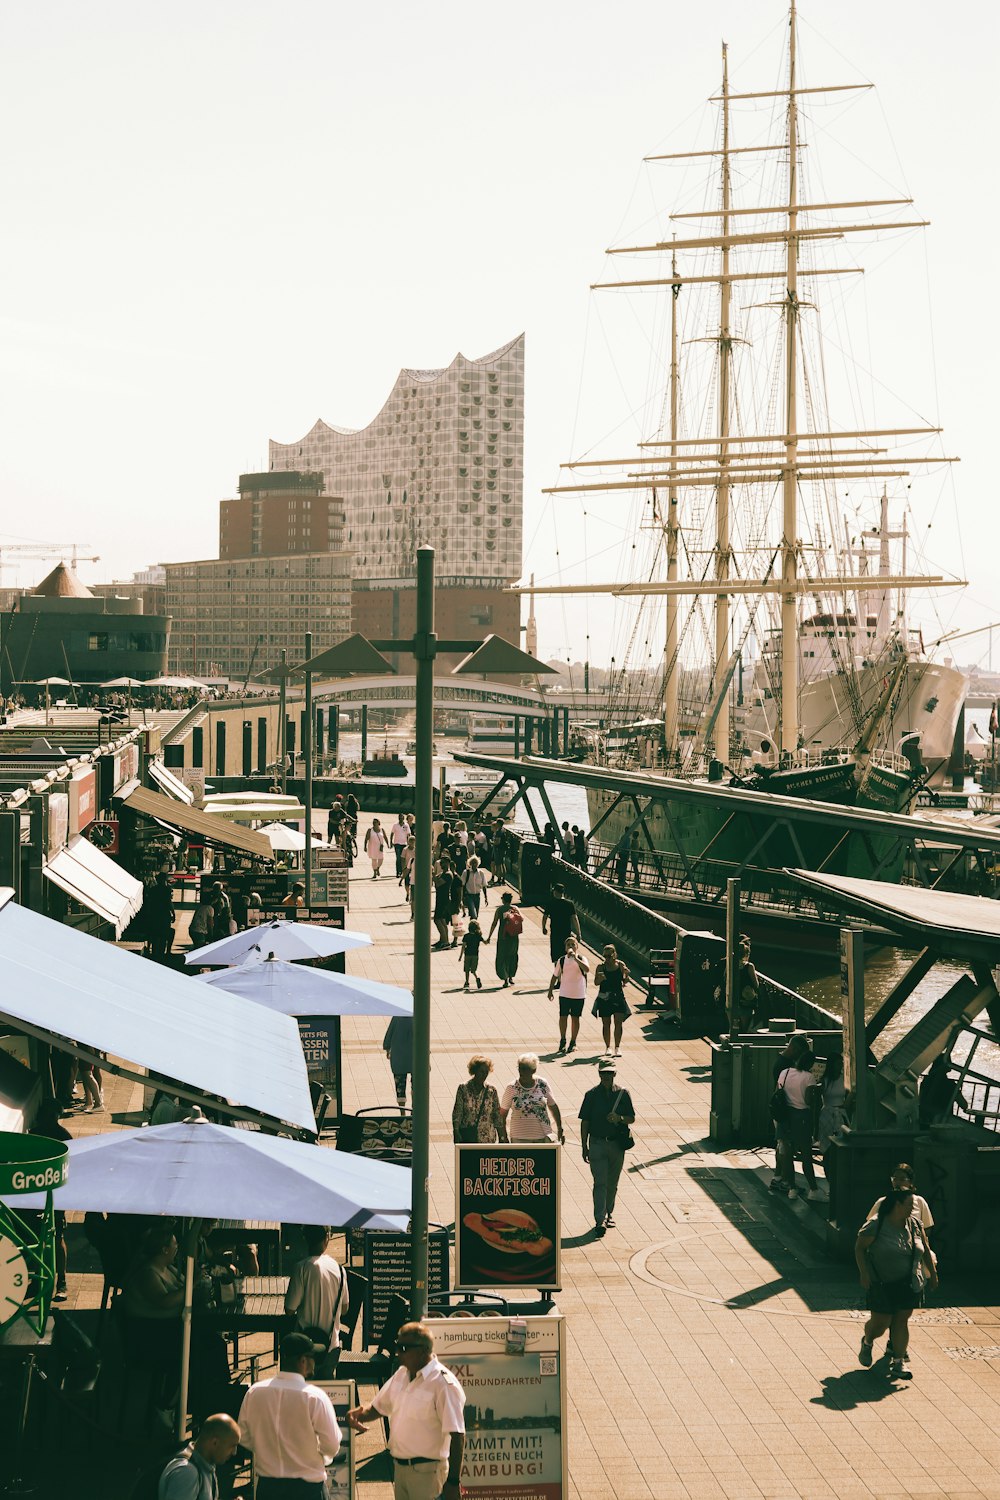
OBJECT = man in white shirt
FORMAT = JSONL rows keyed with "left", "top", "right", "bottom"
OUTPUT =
{"left": 239, "top": 1331, "right": 342, "bottom": 1499}
{"left": 284, "top": 1226, "right": 349, "bottom": 1371}
{"left": 390, "top": 813, "right": 410, "bottom": 877}
{"left": 346, "top": 1322, "right": 465, "bottom": 1500}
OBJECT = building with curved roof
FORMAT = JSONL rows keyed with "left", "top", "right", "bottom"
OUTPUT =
{"left": 268, "top": 336, "right": 524, "bottom": 657}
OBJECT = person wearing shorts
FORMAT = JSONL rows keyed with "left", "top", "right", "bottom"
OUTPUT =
{"left": 548, "top": 937, "right": 589, "bottom": 1055}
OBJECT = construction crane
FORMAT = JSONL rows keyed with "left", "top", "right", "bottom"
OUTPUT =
{"left": 0, "top": 542, "right": 100, "bottom": 583}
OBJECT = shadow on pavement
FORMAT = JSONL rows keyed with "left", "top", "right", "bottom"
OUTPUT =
{"left": 811, "top": 1367, "right": 898, "bottom": 1409}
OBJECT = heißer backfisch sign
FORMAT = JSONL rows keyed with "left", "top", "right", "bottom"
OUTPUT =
{"left": 455, "top": 1144, "right": 560, "bottom": 1292}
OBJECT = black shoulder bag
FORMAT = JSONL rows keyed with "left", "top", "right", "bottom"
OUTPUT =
{"left": 611, "top": 1088, "right": 635, "bottom": 1150}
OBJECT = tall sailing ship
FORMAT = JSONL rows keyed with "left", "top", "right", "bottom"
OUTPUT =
{"left": 525, "top": 3, "right": 967, "bottom": 877}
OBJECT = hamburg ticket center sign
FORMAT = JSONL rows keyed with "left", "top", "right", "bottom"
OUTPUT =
{"left": 428, "top": 1316, "right": 565, "bottom": 1500}
{"left": 455, "top": 1144, "right": 560, "bottom": 1291}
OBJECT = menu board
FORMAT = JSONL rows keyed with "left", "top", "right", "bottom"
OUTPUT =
{"left": 314, "top": 1379, "right": 356, "bottom": 1496}
{"left": 362, "top": 1229, "right": 450, "bottom": 1344}
{"left": 309, "top": 867, "right": 349, "bottom": 906}
{"left": 225, "top": 871, "right": 291, "bottom": 907}
{"left": 335, "top": 1112, "right": 412, "bottom": 1160}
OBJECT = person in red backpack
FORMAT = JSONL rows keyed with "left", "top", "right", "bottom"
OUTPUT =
{"left": 487, "top": 891, "right": 522, "bottom": 987}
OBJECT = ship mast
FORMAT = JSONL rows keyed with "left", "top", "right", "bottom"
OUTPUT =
{"left": 779, "top": 0, "right": 801, "bottom": 756}
{"left": 663, "top": 248, "right": 681, "bottom": 756}
{"left": 712, "top": 42, "right": 734, "bottom": 762}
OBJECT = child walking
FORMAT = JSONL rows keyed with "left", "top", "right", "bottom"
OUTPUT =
{"left": 461, "top": 920, "right": 485, "bottom": 992}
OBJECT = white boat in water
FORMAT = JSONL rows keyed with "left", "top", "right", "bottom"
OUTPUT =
{"left": 746, "top": 499, "right": 967, "bottom": 775}
{"left": 465, "top": 715, "right": 518, "bottom": 754}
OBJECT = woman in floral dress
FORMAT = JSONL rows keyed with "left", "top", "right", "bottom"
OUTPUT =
{"left": 452, "top": 1056, "right": 508, "bottom": 1143}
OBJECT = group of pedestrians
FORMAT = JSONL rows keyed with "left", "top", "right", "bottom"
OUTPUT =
{"left": 160, "top": 1319, "right": 464, "bottom": 1500}
{"left": 448, "top": 1050, "right": 635, "bottom": 1238}
{"left": 769, "top": 1033, "right": 848, "bottom": 1201}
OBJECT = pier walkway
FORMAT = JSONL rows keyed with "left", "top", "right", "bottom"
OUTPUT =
{"left": 48, "top": 838, "right": 1000, "bottom": 1498}
{"left": 342, "top": 847, "right": 1000, "bottom": 1500}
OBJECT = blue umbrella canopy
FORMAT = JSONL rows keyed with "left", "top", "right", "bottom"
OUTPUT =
{"left": 197, "top": 954, "right": 413, "bottom": 1018}
{"left": 186, "top": 920, "right": 372, "bottom": 967}
{"left": 6, "top": 1119, "right": 410, "bottom": 1226}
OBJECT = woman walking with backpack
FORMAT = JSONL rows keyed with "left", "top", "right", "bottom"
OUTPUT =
{"left": 487, "top": 891, "right": 523, "bottom": 987}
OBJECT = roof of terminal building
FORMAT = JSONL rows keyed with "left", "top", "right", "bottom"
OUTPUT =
{"left": 787, "top": 869, "right": 1000, "bottom": 960}
{"left": 32, "top": 562, "right": 94, "bottom": 599}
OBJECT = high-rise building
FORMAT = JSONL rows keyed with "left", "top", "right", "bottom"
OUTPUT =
{"left": 164, "top": 552, "right": 351, "bottom": 683}
{"left": 91, "top": 565, "right": 167, "bottom": 619}
{"left": 268, "top": 335, "right": 524, "bottom": 661}
{"left": 219, "top": 472, "right": 345, "bottom": 559}
{"left": 164, "top": 474, "right": 351, "bottom": 682}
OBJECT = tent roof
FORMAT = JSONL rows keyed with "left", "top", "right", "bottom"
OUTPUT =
{"left": 120, "top": 785, "right": 273, "bottom": 860}
{"left": 5, "top": 1120, "right": 411, "bottom": 1225}
{"left": 0, "top": 891, "right": 315, "bottom": 1133}
{"left": 451, "top": 633, "right": 557, "bottom": 677}
{"left": 33, "top": 563, "right": 93, "bottom": 599}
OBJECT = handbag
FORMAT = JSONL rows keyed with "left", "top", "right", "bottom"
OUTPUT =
{"left": 769, "top": 1068, "right": 791, "bottom": 1124}
{"left": 458, "top": 1086, "right": 489, "bottom": 1143}
{"left": 611, "top": 1089, "right": 635, "bottom": 1150}
{"left": 910, "top": 1219, "right": 931, "bottom": 1295}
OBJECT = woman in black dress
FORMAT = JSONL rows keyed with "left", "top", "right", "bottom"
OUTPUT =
{"left": 593, "top": 944, "right": 632, "bottom": 1057}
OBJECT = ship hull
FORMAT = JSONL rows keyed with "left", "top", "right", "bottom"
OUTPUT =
{"left": 585, "top": 762, "right": 911, "bottom": 883}
{"left": 746, "top": 658, "right": 967, "bottom": 775}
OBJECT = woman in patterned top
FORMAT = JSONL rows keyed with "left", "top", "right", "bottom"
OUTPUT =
{"left": 499, "top": 1054, "right": 565, "bottom": 1144}
{"left": 452, "top": 1056, "right": 508, "bottom": 1144}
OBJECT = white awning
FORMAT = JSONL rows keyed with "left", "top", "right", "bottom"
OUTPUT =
{"left": 148, "top": 759, "right": 195, "bottom": 804}
{"left": 0, "top": 890, "right": 315, "bottom": 1135}
{"left": 44, "top": 837, "right": 144, "bottom": 937}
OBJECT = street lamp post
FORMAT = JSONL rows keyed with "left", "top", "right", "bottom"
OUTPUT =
{"left": 293, "top": 545, "right": 554, "bottom": 1316}
{"left": 410, "top": 548, "right": 435, "bottom": 1316}
{"left": 304, "top": 631, "right": 314, "bottom": 910}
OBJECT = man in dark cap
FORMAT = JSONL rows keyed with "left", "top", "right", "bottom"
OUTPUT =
{"left": 238, "top": 1331, "right": 341, "bottom": 1497}
{"left": 579, "top": 1059, "right": 635, "bottom": 1237}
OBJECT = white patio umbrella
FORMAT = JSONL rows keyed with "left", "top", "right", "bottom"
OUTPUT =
{"left": 7, "top": 1119, "right": 411, "bottom": 1439}
{"left": 102, "top": 676, "right": 144, "bottom": 687}
{"left": 186, "top": 920, "right": 372, "bottom": 967}
{"left": 198, "top": 953, "right": 413, "bottom": 1017}
{"left": 257, "top": 822, "right": 325, "bottom": 853}
{"left": 148, "top": 675, "right": 209, "bottom": 689}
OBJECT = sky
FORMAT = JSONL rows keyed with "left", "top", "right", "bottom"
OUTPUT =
{"left": 0, "top": 1, "right": 996, "bottom": 668}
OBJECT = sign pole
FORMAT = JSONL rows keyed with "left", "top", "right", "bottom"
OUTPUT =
{"left": 410, "top": 546, "right": 435, "bottom": 1318}
{"left": 725, "top": 876, "right": 741, "bottom": 1037}
{"left": 304, "top": 631, "right": 313, "bottom": 912}
{"left": 841, "top": 927, "right": 875, "bottom": 1130}
{"left": 278, "top": 649, "right": 288, "bottom": 794}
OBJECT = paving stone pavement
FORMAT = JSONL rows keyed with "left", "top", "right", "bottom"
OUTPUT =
{"left": 340, "top": 853, "right": 1000, "bottom": 1500}
{"left": 51, "top": 851, "right": 1000, "bottom": 1497}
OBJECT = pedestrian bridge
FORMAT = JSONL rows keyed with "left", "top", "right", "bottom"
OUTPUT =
{"left": 310, "top": 675, "right": 610, "bottom": 716}
{"left": 312, "top": 675, "right": 548, "bottom": 714}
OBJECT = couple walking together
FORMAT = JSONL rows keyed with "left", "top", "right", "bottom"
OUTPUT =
{"left": 549, "top": 938, "right": 632, "bottom": 1058}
